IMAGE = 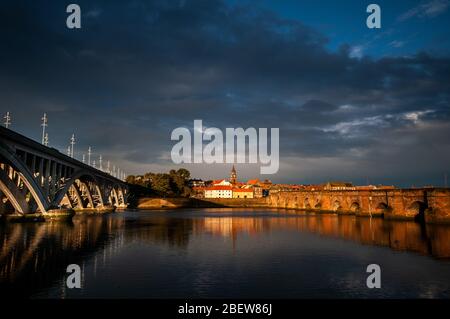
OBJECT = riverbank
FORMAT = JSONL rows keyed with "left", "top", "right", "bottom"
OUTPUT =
{"left": 135, "top": 194, "right": 450, "bottom": 224}
{"left": 135, "top": 197, "right": 268, "bottom": 209}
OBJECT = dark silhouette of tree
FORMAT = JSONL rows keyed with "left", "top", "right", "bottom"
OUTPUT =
{"left": 125, "top": 168, "right": 192, "bottom": 198}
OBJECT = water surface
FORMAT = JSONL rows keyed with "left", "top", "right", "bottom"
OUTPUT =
{"left": 1, "top": 209, "right": 449, "bottom": 298}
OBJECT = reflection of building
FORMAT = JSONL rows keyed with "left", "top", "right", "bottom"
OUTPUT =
{"left": 200, "top": 217, "right": 266, "bottom": 240}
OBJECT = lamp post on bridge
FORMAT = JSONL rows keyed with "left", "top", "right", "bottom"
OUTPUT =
{"left": 70, "top": 134, "right": 76, "bottom": 158}
{"left": 82, "top": 154, "right": 86, "bottom": 163}
{"left": 88, "top": 147, "right": 92, "bottom": 166}
{"left": 4, "top": 112, "right": 11, "bottom": 128}
{"left": 41, "top": 113, "right": 48, "bottom": 145}
{"left": 43, "top": 133, "right": 49, "bottom": 146}
{"left": 99, "top": 155, "right": 103, "bottom": 171}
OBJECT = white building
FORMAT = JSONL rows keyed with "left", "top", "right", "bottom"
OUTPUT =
{"left": 204, "top": 186, "right": 233, "bottom": 198}
{"left": 212, "top": 179, "right": 232, "bottom": 186}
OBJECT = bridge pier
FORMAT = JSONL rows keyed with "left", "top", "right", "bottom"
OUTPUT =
{"left": 424, "top": 189, "right": 450, "bottom": 224}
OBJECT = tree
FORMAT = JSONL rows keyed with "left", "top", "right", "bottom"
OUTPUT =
{"left": 126, "top": 175, "right": 136, "bottom": 184}
{"left": 126, "top": 168, "right": 193, "bottom": 197}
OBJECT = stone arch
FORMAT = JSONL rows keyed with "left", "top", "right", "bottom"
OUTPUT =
{"left": 350, "top": 201, "right": 360, "bottom": 212}
{"left": 304, "top": 197, "right": 311, "bottom": 209}
{"left": 314, "top": 201, "right": 322, "bottom": 209}
{"left": 407, "top": 200, "right": 427, "bottom": 221}
{"left": 375, "top": 202, "right": 390, "bottom": 215}
{"left": 293, "top": 196, "right": 299, "bottom": 208}
{"left": 332, "top": 200, "right": 342, "bottom": 211}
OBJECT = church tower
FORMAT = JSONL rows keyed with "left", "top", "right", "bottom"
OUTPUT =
{"left": 230, "top": 165, "right": 237, "bottom": 185}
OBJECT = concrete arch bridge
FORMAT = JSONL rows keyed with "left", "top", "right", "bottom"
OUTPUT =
{"left": 0, "top": 126, "right": 128, "bottom": 218}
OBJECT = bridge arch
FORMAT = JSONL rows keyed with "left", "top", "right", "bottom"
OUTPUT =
{"left": 375, "top": 202, "right": 391, "bottom": 215}
{"left": 0, "top": 168, "right": 29, "bottom": 214}
{"left": 406, "top": 201, "right": 427, "bottom": 221}
{"left": 0, "top": 142, "right": 48, "bottom": 214}
{"left": 293, "top": 196, "right": 299, "bottom": 208}
{"left": 304, "top": 197, "right": 311, "bottom": 209}
{"left": 314, "top": 201, "right": 322, "bottom": 209}
{"left": 111, "top": 187, "right": 121, "bottom": 207}
{"left": 350, "top": 201, "right": 360, "bottom": 213}
{"left": 332, "top": 200, "right": 342, "bottom": 211}
{"left": 1, "top": 127, "right": 129, "bottom": 215}
{"left": 53, "top": 170, "right": 100, "bottom": 208}
{"left": 106, "top": 184, "right": 128, "bottom": 208}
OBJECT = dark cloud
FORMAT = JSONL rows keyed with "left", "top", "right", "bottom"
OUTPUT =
{"left": 1, "top": 0, "right": 449, "bottom": 186}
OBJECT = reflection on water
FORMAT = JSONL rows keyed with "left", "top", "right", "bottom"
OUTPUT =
{"left": 0, "top": 209, "right": 449, "bottom": 298}
{"left": 197, "top": 210, "right": 450, "bottom": 258}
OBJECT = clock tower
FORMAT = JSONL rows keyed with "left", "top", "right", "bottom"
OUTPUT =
{"left": 230, "top": 165, "right": 237, "bottom": 185}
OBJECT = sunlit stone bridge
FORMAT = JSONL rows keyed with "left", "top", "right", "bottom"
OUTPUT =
{"left": 268, "top": 188, "right": 450, "bottom": 223}
{"left": 0, "top": 126, "right": 128, "bottom": 219}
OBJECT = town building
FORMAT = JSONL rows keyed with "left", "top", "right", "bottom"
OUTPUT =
{"left": 188, "top": 179, "right": 206, "bottom": 187}
{"left": 232, "top": 188, "right": 254, "bottom": 199}
{"left": 204, "top": 185, "right": 233, "bottom": 198}
{"left": 212, "top": 179, "right": 232, "bottom": 186}
{"left": 230, "top": 165, "right": 237, "bottom": 185}
{"left": 324, "top": 182, "right": 356, "bottom": 191}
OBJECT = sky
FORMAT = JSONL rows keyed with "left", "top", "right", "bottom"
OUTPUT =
{"left": 1, "top": 0, "right": 450, "bottom": 187}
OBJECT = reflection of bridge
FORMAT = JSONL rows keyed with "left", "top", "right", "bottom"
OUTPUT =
{"left": 196, "top": 214, "right": 450, "bottom": 258}
{"left": 0, "top": 126, "right": 128, "bottom": 216}
{"left": 268, "top": 189, "right": 450, "bottom": 223}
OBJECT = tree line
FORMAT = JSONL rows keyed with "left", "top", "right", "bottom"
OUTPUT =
{"left": 126, "top": 168, "right": 192, "bottom": 198}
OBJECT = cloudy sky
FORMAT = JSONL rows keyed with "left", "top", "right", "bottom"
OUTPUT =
{"left": 1, "top": 0, "right": 450, "bottom": 186}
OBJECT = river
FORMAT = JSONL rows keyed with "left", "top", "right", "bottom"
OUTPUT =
{"left": 1, "top": 208, "right": 449, "bottom": 298}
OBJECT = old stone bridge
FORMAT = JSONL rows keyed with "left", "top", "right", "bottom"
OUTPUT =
{"left": 267, "top": 188, "right": 450, "bottom": 223}
{"left": 0, "top": 126, "right": 129, "bottom": 218}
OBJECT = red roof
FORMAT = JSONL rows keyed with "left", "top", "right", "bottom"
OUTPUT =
{"left": 247, "top": 179, "right": 260, "bottom": 185}
{"left": 205, "top": 186, "right": 233, "bottom": 191}
{"left": 233, "top": 188, "right": 253, "bottom": 192}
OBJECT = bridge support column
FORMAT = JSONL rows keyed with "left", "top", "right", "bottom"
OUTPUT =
{"left": 424, "top": 189, "right": 450, "bottom": 224}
